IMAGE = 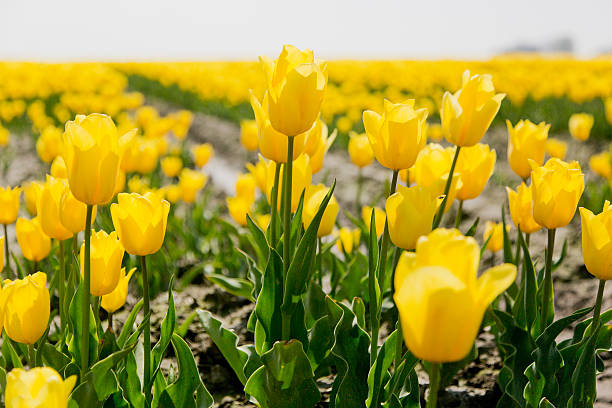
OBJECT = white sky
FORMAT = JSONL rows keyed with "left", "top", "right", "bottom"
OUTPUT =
{"left": 1, "top": 0, "right": 611, "bottom": 61}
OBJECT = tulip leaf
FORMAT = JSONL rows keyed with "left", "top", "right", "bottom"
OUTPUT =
{"left": 255, "top": 248, "right": 284, "bottom": 350}
{"left": 151, "top": 277, "right": 177, "bottom": 383}
{"left": 552, "top": 239, "right": 567, "bottom": 271}
{"left": 0, "top": 366, "right": 5, "bottom": 397}
{"left": 464, "top": 216, "right": 480, "bottom": 237}
{"left": 367, "top": 329, "right": 398, "bottom": 407}
{"left": 539, "top": 398, "right": 557, "bottom": 408}
{"left": 246, "top": 214, "right": 269, "bottom": 267}
{"left": 290, "top": 190, "right": 306, "bottom": 250}
{"left": 244, "top": 340, "right": 320, "bottom": 408}
{"left": 67, "top": 279, "right": 99, "bottom": 369}
{"left": 119, "top": 350, "right": 145, "bottom": 408}
{"left": 206, "top": 273, "right": 255, "bottom": 302}
{"left": 158, "top": 334, "right": 213, "bottom": 408}
{"left": 568, "top": 330, "right": 599, "bottom": 408}
{"left": 237, "top": 248, "right": 262, "bottom": 299}
{"left": 40, "top": 343, "right": 71, "bottom": 372}
{"left": 524, "top": 362, "right": 546, "bottom": 406}
{"left": 197, "top": 309, "right": 249, "bottom": 385}
{"left": 1, "top": 335, "right": 22, "bottom": 369}
{"left": 501, "top": 205, "right": 514, "bottom": 264}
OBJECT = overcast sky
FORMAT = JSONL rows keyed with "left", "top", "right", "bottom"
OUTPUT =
{"left": 1, "top": 0, "right": 611, "bottom": 61}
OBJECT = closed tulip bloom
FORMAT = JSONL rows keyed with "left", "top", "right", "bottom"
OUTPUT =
{"left": 506, "top": 183, "right": 541, "bottom": 234}
{"left": 16, "top": 217, "right": 51, "bottom": 262}
{"left": 303, "top": 119, "right": 326, "bottom": 156}
{"left": 455, "top": 144, "right": 496, "bottom": 201}
{"left": 412, "top": 144, "right": 462, "bottom": 212}
{"left": 80, "top": 230, "right": 125, "bottom": 296}
{"left": 265, "top": 154, "right": 312, "bottom": 212}
{"left": 36, "top": 126, "right": 64, "bottom": 163}
{"left": 569, "top": 113, "right": 594, "bottom": 141}
{"left": 114, "top": 170, "right": 126, "bottom": 197}
{"left": 307, "top": 127, "right": 336, "bottom": 174}
{"left": 250, "top": 91, "right": 306, "bottom": 163}
{"left": 240, "top": 120, "right": 259, "bottom": 151}
{"left": 111, "top": 192, "right": 170, "bottom": 256}
{"left": 441, "top": 71, "right": 505, "bottom": 147}
{"left": 235, "top": 173, "right": 257, "bottom": 203}
{"left": 50, "top": 156, "right": 68, "bottom": 179}
{"left": 160, "top": 156, "right": 183, "bottom": 178}
{"left": 178, "top": 169, "right": 207, "bottom": 203}
{"left": 363, "top": 99, "right": 428, "bottom": 170}
{"left": 5, "top": 367, "right": 76, "bottom": 408}
{"left": 192, "top": 143, "right": 214, "bottom": 168}
{"left": 135, "top": 139, "right": 160, "bottom": 174}
{"left": 0, "top": 186, "right": 21, "bottom": 224}
{"left": 362, "top": 206, "right": 386, "bottom": 238}
{"left": 59, "top": 188, "right": 96, "bottom": 234}
{"left": 63, "top": 114, "right": 132, "bottom": 205}
{"left": 546, "top": 138, "right": 567, "bottom": 160}
{"left": 348, "top": 131, "right": 374, "bottom": 168}
{"left": 394, "top": 229, "right": 516, "bottom": 362}
{"left": 101, "top": 267, "right": 136, "bottom": 314}
{"left": 483, "top": 221, "right": 508, "bottom": 253}
{"left": 580, "top": 202, "right": 612, "bottom": 280}
{"left": 23, "top": 181, "right": 43, "bottom": 216}
{"left": 38, "top": 176, "right": 73, "bottom": 240}
{"left": 255, "top": 214, "right": 271, "bottom": 230}
{"left": 530, "top": 158, "right": 584, "bottom": 229}
{"left": 507, "top": 119, "right": 549, "bottom": 179}
{"left": 227, "top": 196, "right": 251, "bottom": 227}
{"left": 259, "top": 45, "right": 328, "bottom": 136}
{"left": 164, "top": 184, "right": 182, "bottom": 204}
{"left": 302, "top": 184, "right": 339, "bottom": 237}
{"left": 2, "top": 272, "right": 50, "bottom": 344}
{"left": 246, "top": 157, "right": 268, "bottom": 193}
{"left": 386, "top": 185, "right": 441, "bottom": 250}
{"left": 589, "top": 151, "right": 612, "bottom": 179}
{"left": 335, "top": 228, "right": 361, "bottom": 254}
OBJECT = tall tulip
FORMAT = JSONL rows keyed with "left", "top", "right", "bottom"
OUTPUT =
{"left": 23, "top": 181, "right": 43, "bottom": 216}
{"left": 178, "top": 168, "right": 207, "bottom": 203}
{"left": 240, "top": 119, "right": 259, "bottom": 151}
{"left": 265, "top": 154, "right": 312, "bottom": 212}
{"left": 580, "top": 202, "right": 612, "bottom": 280}
{"left": 38, "top": 176, "right": 73, "bottom": 241}
{"left": 455, "top": 143, "right": 496, "bottom": 201}
{"left": 348, "top": 131, "right": 374, "bottom": 168}
{"left": 507, "top": 120, "right": 549, "bottom": 180}
{"left": 546, "top": 138, "right": 567, "bottom": 160}
{"left": 0, "top": 186, "right": 20, "bottom": 275}
{"left": 335, "top": 228, "right": 361, "bottom": 254}
{"left": 16, "top": 217, "right": 51, "bottom": 263}
{"left": 483, "top": 221, "right": 507, "bottom": 253}
{"left": 302, "top": 184, "right": 339, "bottom": 238}
{"left": 589, "top": 151, "right": 612, "bottom": 180}
{"left": 506, "top": 183, "right": 541, "bottom": 235}
{"left": 80, "top": 230, "right": 124, "bottom": 297}
{"left": 569, "top": 113, "right": 594, "bottom": 141}
{"left": 5, "top": 367, "right": 76, "bottom": 408}
{"left": 191, "top": 143, "right": 214, "bottom": 168}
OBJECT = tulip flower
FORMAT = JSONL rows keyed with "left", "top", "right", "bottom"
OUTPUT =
{"left": 5, "top": 367, "right": 76, "bottom": 408}
{"left": 235, "top": 173, "right": 257, "bottom": 203}
{"left": 240, "top": 119, "right": 259, "bottom": 151}
{"left": 335, "top": 228, "right": 361, "bottom": 254}
{"left": 362, "top": 206, "right": 386, "bottom": 238}
{"left": 191, "top": 143, "right": 214, "bottom": 168}
{"left": 386, "top": 185, "right": 441, "bottom": 250}
{"left": 63, "top": 113, "right": 134, "bottom": 205}
{"left": 530, "top": 158, "right": 584, "bottom": 230}
{"left": 303, "top": 119, "right": 326, "bottom": 156}
{"left": 36, "top": 126, "right": 64, "bottom": 163}
{"left": 348, "top": 131, "right": 374, "bottom": 168}
{"left": 569, "top": 113, "right": 594, "bottom": 141}
{"left": 580, "top": 202, "right": 612, "bottom": 280}
{"left": 507, "top": 119, "right": 549, "bottom": 180}
{"left": 160, "top": 156, "right": 183, "bottom": 178}
{"left": 23, "top": 180, "right": 43, "bottom": 216}
{"left": 178, "top": 168, "right": 207, "bottom": 203}
{"left": 506, "top": 183, "right": 541, "bottom": 234}
{"left": 101, "top": 267, "right": 136, "bottom": 314}
{"left": 589, "top": 151, "right": 612, "bottom": 179}
{"left": 114, "top": 170, "right": 126, "bottom": 197}
{"left": 255, "top": 214, "right": 271, "bottom": 230}
{"left": 259, "top": 44, "right": 328, "bottom": 136}
{"left": 2, "top": 272, "right": 50, "bottom": 344}
{"left": 0, "top": 126, "right": 9, "bottom": 147}
{"left": 246, "top": 157, "right": 268, "bottom": 193}
{"left": 394, "top": 228, "right": 516, "bottom": 363}
{"left": 302, "top": 184, "right": 339, "bottom": 237}
{"left": 80, "top": 230, "right": 125, "bottom": 297}
{"left": 265, "top": 154, "right": 312, "bottom": 212}
{"left": 546, "top": 138, "right": 567, "bottom": 159}
{"left": 227, "top": 196, "right": 251, "bottom": 227}
{"left": 305, "top": 121, "right": 337, "bottom": 174}
{"left": 250, "top": 91, "right": 306, "bottom": 163}
{"left": 164, "top": 184, "right": 182, "bottom": 204}
{"left": 135, "top": 139, "right": 160, "bottom": 174}
{"left": 16, "top": 217, "right": 51, "bottom": 262}
{"left": 441, "top": 70, "right": 505, "bottom": 147}
{"left": 454, "top": 144, "right": 496, "bottom": 201}
{"left": 0, "top": 235, "right": 3, "bottom": 271}
{"left": 428, "top": 123, "right": 443, "bottom": 142}
{"left": 170, "top": 110, "right": 193, "bottom": 140}
{"left": 38, "top": 176, "right": 73, "bottom": 241}
{"left": 0, "top": 186, "right": 21, "bottom": 225}
{"left": 483, "top": 221, "right": 509, "bottom": 253}
{"left": 363, "top": 99, "right": 428, "bottom": 170}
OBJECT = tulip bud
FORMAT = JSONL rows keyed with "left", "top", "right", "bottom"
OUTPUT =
{"left": 305, "top": 121, "right": 336, "bottom": 174}
{"left": 483, "top": 221, "right": 509, "bottom": 253}
{"left": 455, "top": 144, "right": 496, "bottom": 201}
{"left": 191, "top": 143, "right": 214, "bottom": 168}
{"left": 580, "top": 202, "right": 612, "bottom": 280}
{"left": 507, "top": 120, "right": 549, "bottom": 180}
{"left": 227, "top": 196, "right": 251, "bottom": 227}
{"left": 441, "top": 70, "right": 505, "bottom": 147}
{"left": 589, "top": 151, "right": 612, "bottom": 180}
{"left": 38, "top": 176, "right": 73, "bottom": 240}
{"left": 335, "top": 228, "right": 361, "bottom": 254}
{"left": 240, "top": 120, "right": 259, "bottom": 151}
{"left": 16, "top": 217, "right": 51, "bottom": 262}
{"left": 393, "top": 229, "right": 516, "bottom": 362}
{"left": 160, "top": 156, "right": 183, "bottom": 178}
{"left": 506, "top": 183, "right": 541, "bottom": 234}
{"left": 170, "top": 110, "right": 193, "bottom": 140}
{"left": 246, "top": 156, "right": 268, "bottom": 193}
{"left": 178, "top": 168, "right": 207, "bottom": 203}
{"left": 348, "top": 131, "right": 374, "bottom": 168}
{"left": 569, "top": 113, "right": 594, "bottom": 141}
{"left": 111, "top": 192, "right": 170, "bottom": 256}
{"left": 362, "top": 206, "right": 386, "bottom": 238}
{"left": 265, "top": 154, "right": 312, "bottom": 212}
{"left": 101, "top": 267, "right": 136, "bottom": 314}
{"left": 546, "top": 138, "right": 567, "bottom": 160}
{"left": 23, "top": 181, "right": 43, "bottom": 216}
{"left": 0, "top": 186, "right": 21, "bottom": 225}
{"left": 2, "top": 272, "right": 50, "bottom": 344}
{"left": 363, "top": 99, "right": 428, "bottom": 170}
{"left": 80, "top": 230, "right": 125, "bottom": 296}
{"left": 255, "top": 214, "right": 271, "bottom": 230}
{"left": 5, "top": 366, "right": 76, "bottom": 408}
{"left": 235, "top": 173, "right": 257, "bottom": 203}
{"left": 302, "top": 184, "right": 339, "bottom": 237}
{"left": 36, "top": 126, "right": 64, "bottom": 163}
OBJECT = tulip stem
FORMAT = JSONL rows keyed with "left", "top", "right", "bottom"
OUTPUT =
{"left": 592, "top": 280, "right": 606, "bottom": 333}
{"left": 141, "top": 255, "right": 152, "bottom": 408}
{"left": 281, "top": 136, "right": 294, "bottom": 341}
{"left": 80, "top": 204, "right": 93, "bottom": 381}
{"left": 433, "top": 146, "right": 461, "bottom": 229}
{"left": 108, "top": 312, "right": 114, "bottom": 334}
{"left": 270, "top": 162, "right": 281, "bottom": 248}
{"left": 426, "top": 363, "right": 441, "bottom": 408}
{"left": 28, "top": 344, "right": 36, "bottom": 368}
{"left": 514, "top": 229, "right": 522, "bottom": 266}
{"left": 356, "top": 167, "right": 363, "bottom": 212}
{"left": 3, "top": 223, "right": 10, "bottom": 278}
{"left": 59, "top": 239, "right": 65, "bottom": 336}
{"left": 317, "top": 237, "right": 323, "bottom": 288}
{"left": 454, "top": 200, "right": 463, "bottom": 229}
{"left": 541, "top": 228, "right": 556, "bottom": 328}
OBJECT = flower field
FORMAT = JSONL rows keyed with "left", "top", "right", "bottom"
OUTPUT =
{"left": 1, "top": 47, "right": 612, "bottom": 408}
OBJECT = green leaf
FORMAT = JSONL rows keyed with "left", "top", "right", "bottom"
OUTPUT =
{"left": 119, "top": 350, "right": 145, "bottom": 408}
{"left": 206, "top": 273, "right": 255, "bottom": 302}
{"left": 246, "top": 214, "right": 269, "bottom": 267}
{"left": 255, "top": 248, "right": 284, "bottom": 351}
{"left": 501, "top": 205, "right": 514, "bottom": 264}
{"left": 524, "top": 362, "right": 546, "bottom": 408}
{"left": 464, "top": 216, "right": 480, "bottom": 237}
{"left": 67, "top": 279, "right": 99, "bottom": 369}
{"left": 244, "top": 340, "right": 320, "bottom": 408}
{"left": 117, "top": 299, "right": 143, "bottom": 349}
{"left": 41, "top": 343, "right": 71, "bottom": 372}
{"left": 367, "top": 330, "right": 398, "bottom": 407}
{"left": 151, "top": 277, "right": 177, "bottom": 383}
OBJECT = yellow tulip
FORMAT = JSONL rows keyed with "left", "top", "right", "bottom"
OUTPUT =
{"left": 483, "top": 221, "right": 509, "bottom": 253}
{"left": 235, "top": 173, "right": 257, "bottom": 203}
{"left": 160, "top": 156, "right": 183, "bottom": 178}
{"left": 386, "top": 185, "right": 441, "bottom": 250}
{"left": 240, "top": 119, "right": 259, "bottom": 151}
{"left": 227, "top": 196, "right": 251, "bottom": 227}
{"left": 111, "top": 192, "right": 170, "bottom": 256}
{"left": 589, "top": 151, "right": 612, "bottom": 179}
{"left": 59, "top": 187, "right": 96, "bottom": 234}
{"left": 164, "top": 184, "right": 182, "bottom": 204}
{"left": 135, "top": 138, "right": 160, "bottom": 174}
{"left": 0, "top": 235, "right": 3, "bottom": 269}
{"left": 0, "top": 186, "right": 21, "bottom": 224}
{"left": 23, "top": 181, "right": 43, "bottom": 216}
{"left": 36, "top": 126, "right": 64, "bottom": 163}
{"left": 569, "top": 113, "right": 594, "bottom": 141}
{"left": 178, "top": 168, "right": 207, "bottom": 203}
{"left": 441, "top": 70, "right": 505, "bottom": 147}
{"left": 506, "top": 183, "right": 541, "bottom": 234}
{"left": 428, "top": 123, "right": 443, "bottom": 142}
{"left": 259, "top": 44, "right": 327, "bottom": 136}
{"left": 335, "top": 228, "right": 361, "bottom": 254}
{"left": 394, "top": 228, "right": 516, "bottom": 362}
{"left": 5, "top": 367, "right": 76, "bottom": 408}
{"left": 114, "top": 170, "right": 126, "bottom": 197}
{"left": 255, "top": 214, "right": 271, "bottom": 230}
{"left": 303, "top": 119, "right": 325, "bottom": 156}
{"left": 16, "top": 217, "right": 51, "bottom": 262}
{"left": 363, "top": 99, "right": 428, "bottom": 170}
{"left": 250, "top": 91, "right": 306, "bottom": 163}
{"left": 2, "top": 272, "right": 50, "bottom": 344}
{"left": 50, "top": 156, "right": 68, "bottom": 179}
{"left": 128, "top": 175, "right": 147, "bottom": 194}
{"left": 605, "top": 97, "right": 612, "bottom": 125}
{"left": 530, "top": 158, "right": 584, "bottom": 229}
{"left": 580, "top": 201, "right": 612, "bottom": 280}
{"left": 246, "top": 156, "right": 268, "bottom": 193}
{"left": 191, "top": 143, "right": 214, "bottom": 168}
{"left": 307, "top": 126, "right": 336, "bottom": 174}
{"left": 63, "top": 113, "right": 133, "bottom": 205}
{"left": 546, "top": 138, "right": 567, "bottom": 160}
{"left": 302, "top": 184, "right": 339, "bottom": 237}
{"left": 0, "top": 126, "right": 9, "bottom": 147}
{"left": 101, "top": 267, "right": 136, "bottom": 314}
{"left": 455, "top": 144, "right": 496, "bottom": 201}
{"left": 265, "top": 154, "right": 312, "bottom": 212}
{"left": 80, "top": 230, "right": 125, "bottom": 296}
{"left": 38, "top": 176, "right": 73, "bottom": 240}
{"left": 362, "top": 206, "right": 386, "bottom": 238}
{"left": 347, "top": 131, "right": 374, "bottom": 168}
{"left": 170, "top": 110, "right": 193, "bottom": 140}
{"left": 507, "top": 119, "right": 549, "bottom": 179}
